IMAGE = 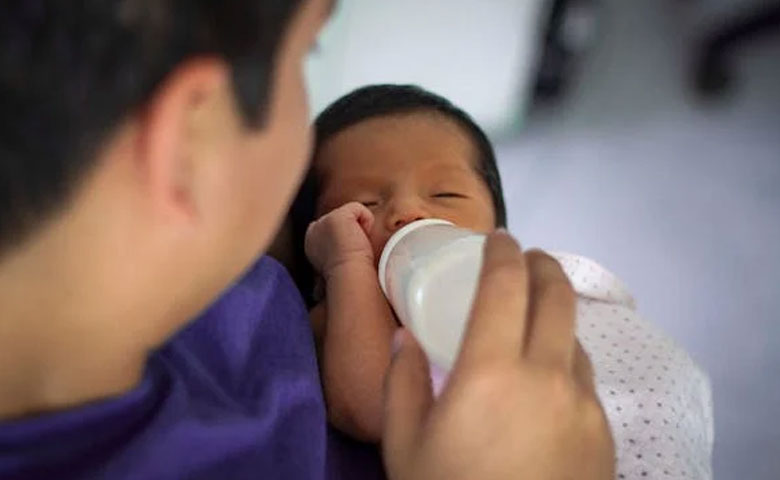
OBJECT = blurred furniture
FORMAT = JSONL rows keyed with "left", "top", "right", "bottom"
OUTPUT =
{"left": 694, "top": 2, "right": 780, "bottom": 96}
{"left": 534, "top": 0, "right": 600, "bottom": 103}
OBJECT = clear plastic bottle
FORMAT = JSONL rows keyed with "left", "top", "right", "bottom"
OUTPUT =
{"left": 378, "top": 219, "right": 487, "bottom": 372}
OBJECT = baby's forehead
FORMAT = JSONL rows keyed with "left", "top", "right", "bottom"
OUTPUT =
{"left": 320, "top": 160, "right": 478, "bottom": 186}
{"left": 314, "top": 114, "right": 481, "bottom": 182}
{"left": 315, "top": 155, "right": 483, "bottom": 206}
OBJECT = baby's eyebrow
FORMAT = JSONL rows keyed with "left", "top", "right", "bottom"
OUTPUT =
{"left": 429, "top": 167, "right": 480, "bottom": 182}
{"left": 317, "top": 188, "right": 364, "bottom": 210}
{"left": 323, "top": 174, "right": 387, "bottom": 191}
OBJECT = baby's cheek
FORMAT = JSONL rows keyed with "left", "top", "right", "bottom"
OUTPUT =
{"left": 369, "top": 229, "right": 389, "bottom": 265}
{"left": 452, "top": 207, "right": 497, "bottom": 234}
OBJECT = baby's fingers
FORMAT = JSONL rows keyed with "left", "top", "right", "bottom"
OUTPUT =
{"left": 304, "top": 220, "right": 325, "bottom": 270}
{"left": 338, "top": 202, "right": 375, "bottom": 234}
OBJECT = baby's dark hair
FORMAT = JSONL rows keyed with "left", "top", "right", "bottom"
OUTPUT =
{"left": 313, "top": 84, "right": 506, "bottom": 227}
{"left": 288, "top": 84, "right": 507, "bottom": 305}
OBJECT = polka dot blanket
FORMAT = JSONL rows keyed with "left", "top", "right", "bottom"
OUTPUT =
{"left": 551, "top": 252, "right": 714, "bottom": 480}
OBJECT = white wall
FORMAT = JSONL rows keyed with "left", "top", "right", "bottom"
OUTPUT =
{"left": 306, "top": 0, "right": 546, "bottom": 134}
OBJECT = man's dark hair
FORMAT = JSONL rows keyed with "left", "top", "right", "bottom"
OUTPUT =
{"left": 289, "top": 84, "right": 507, "bottom": 305}
{"left": 0, "top": 0, "right": 303, "bottom": 254}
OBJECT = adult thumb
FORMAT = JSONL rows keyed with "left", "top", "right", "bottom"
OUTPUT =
{"left": 383, "top": 329, "right": 434, "bottom": 474}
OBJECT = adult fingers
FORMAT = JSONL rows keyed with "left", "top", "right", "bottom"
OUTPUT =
{"left": 523, "top": 250, "right": 577, "bottom": 370}
{"left": 573, "top": 340, "right": 597, "bottom": 393}
{"left": 383, "top": 329, "right": 433, "bottom": 474}
{"left": 454, "top": 231, "right": 530, "bottom": 369}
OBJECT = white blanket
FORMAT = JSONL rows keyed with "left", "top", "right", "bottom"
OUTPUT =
{"left": 552, "top": 252, "right": 714, "bottom": 480}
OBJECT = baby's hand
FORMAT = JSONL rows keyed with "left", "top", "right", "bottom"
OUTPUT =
{"left": 305, "top": 202, "right": 375, "bottom": 276}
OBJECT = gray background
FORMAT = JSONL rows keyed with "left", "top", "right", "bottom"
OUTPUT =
{"left": 498, "top": 1, "right": 780, "bottom": 478}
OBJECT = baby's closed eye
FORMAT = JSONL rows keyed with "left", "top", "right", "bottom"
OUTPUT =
{"left": 358, "top": 199, "right": 380, "bottom": 208}
{"left": 432, "top": 192, "right": 467, "bottom": 199}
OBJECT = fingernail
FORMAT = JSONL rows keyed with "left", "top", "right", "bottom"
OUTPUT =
{"left": 391, "top": 329, "right": 405, "bottom": 356}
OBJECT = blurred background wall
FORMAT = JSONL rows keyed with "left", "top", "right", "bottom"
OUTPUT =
{"left": 306, "top": 0, "right": 780, "bottom": 478}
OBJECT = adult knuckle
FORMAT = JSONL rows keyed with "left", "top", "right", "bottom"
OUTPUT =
{"left": 483, "top": 260, "right": 523, "bottom": 287}
{"left": 457, "top": 364, "right": 520, "bottom": 405}
{"left": 528, "top": 368, "right": 580, "bottom": 418}
{"left": 527, "top": 250, "right": 566, "bottom": 274}
{"left": 524, "top": 249, "right": 559, "bottom": 269}
{"left": 539, "top": 277, "right": 575, "bottom": 305}
{"left": 580, "top": 395, "right": 610, "bottom": 430}
{"left": 524, "top": 248, "right": 549, "bottom": 262}
{"left": 546, "top": 369, "right": 578, "bottom": 400}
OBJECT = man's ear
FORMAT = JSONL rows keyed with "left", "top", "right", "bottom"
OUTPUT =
{"left": 134, "top": 57, "right": 234, "bottom": 223}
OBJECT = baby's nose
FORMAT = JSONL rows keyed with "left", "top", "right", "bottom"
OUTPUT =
{"left": 387, "top": 206, "right": 428, "bottom": 232}
{"left": 393, "top": 214, "right": 425, "bottom": 230}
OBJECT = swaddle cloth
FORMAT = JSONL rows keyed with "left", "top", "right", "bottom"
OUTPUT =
{"left": 552, "top": 253, "right": 714, "bottom": 480}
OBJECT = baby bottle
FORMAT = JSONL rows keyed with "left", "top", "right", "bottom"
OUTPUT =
{"left": 378, "top": 219, "right": 487, "bottom": 372}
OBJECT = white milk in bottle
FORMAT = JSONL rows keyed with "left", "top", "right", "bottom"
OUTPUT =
{"left": 378, "top": 219, "right": 487, "bottom": 372}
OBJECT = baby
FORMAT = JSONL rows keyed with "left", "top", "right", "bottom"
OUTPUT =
{"left": 295, "top": 85, "right": 713, "bottom": 479}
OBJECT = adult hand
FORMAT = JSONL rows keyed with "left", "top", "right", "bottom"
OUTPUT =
{"left": 383, "top": 231, "right": 614, "bottom": 480}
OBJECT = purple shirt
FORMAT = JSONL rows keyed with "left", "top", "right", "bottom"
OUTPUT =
{"left": 0, "top": 257, "right": 385, "bottom": 480}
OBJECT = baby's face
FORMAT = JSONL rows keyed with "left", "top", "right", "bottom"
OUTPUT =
{"left": 315, "top": 113, "right": 497, "bottom": 261}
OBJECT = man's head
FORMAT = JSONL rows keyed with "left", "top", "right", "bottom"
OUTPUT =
{"left": 0, "top": 0, "right": 331, "bottom": 340}
{"left": 305, "top": 84, "right": 506, "bottom": 260}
